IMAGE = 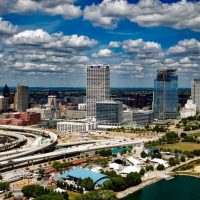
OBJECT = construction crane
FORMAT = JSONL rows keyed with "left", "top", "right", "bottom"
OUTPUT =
{"left": 162, "top": 60, "right": 166, "bottom": 120}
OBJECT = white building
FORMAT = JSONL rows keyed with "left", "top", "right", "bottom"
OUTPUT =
{"left": 78, "top": 103, "right": 87, "bottom": 111}
{"left": 180, "top": 99, "right": 196, "bottom": 119}
{"left": 120, "top": 166, "right": 141, "bottom": 175}
{"left": 57, "top": 120, "right": 97, "bottom": 134}
{"left": 191, "top": 79, "right": 200, "bottom": 110}
{"left": 0, "top": 96, "right": 9, "bottom": 111}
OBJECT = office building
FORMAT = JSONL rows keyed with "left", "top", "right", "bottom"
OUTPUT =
{"left": 154, "top": 69, "right": 178, "bottom": 119}
{"left": 0, "top": 96, "right": 9, "bottom": 112}
{"left": 16, "top": 85, "right": 29, "bottom": 112}
{"left": 96, "top": 100, "right": 123, "bottom": 125}
{"left": 48, "top": 95, "right": 57, "bottom": 109}
{"left": 2, "top": 84, "right": 10, "bottom": 98}
{"left": 191, "top": 79, "right": 200, "bottom": 110}
{"left": 57, "top": 120, "right": 97, "bottom": 134}
{"left": 132, "top": 110, "right": 154, "bottom": 125}
{"left": 86, "top": 65, "right": 110, "bottom": 118}
{"left": 180, "top": 99, "right": 196, "bottom": 119}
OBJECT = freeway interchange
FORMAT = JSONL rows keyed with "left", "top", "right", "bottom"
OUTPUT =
{"left": 0, "top": 125, "right": 157, "bottom": 171}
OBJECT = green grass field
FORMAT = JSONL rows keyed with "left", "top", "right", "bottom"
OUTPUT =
{"left": 161, "top": 142, "right": 200, "bottom": 152}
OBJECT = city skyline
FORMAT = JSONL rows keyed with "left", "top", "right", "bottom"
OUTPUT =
{"left": 0, "top": 0, "right": 200, "bottom": 87}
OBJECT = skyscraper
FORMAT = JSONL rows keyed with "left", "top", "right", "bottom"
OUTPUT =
{"left": 154, "top": 69, "right": 178, "bottom": 120}
{"left": 191, "top": 79, "right": 200, "bottom": 110}
{"left": 16, "top": 85, "right": 29, "bottom": 112}
{"left": 86, "top": 65, "right": 110, "bottom": 118}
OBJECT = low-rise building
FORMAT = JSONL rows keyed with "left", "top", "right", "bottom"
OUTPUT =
{"left": 0, "top": 112, "right": 41, "bottom": 126}
{"left": 78, "top": 103, "right": 87, "bottom": 110}
{"left": 57, "top": 120, "right": 97, "bottom": 134}
{"left": 132, "top": 110, "right": 154, "bottom": 125}
{"left": 180, "top": 99, "right": 196, "bottom": 119}
{"left": 96, "top": 100, "right": 123, "bottom": 125}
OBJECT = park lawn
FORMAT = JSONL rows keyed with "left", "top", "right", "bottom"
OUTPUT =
{"left": 161, "top": 142, "right": 200, "bottom": 152}
{"left": 68, "top": 191, "right": 81, "bottom": 200}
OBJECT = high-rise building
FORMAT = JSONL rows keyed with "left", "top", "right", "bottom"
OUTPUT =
{"left": 2, "top": 84, "right": 10, "bottom": 98}
{"left": 191, "top": 79, "right": 200, "bottom": 110}
{"left": 96, "top": 100, "right": 123, "bottom": 125}
{"left": 86, "top": 65, "right": 110, "bottom": 117}
{"left": 48, "top": 95, "right": 57, "bottom": 109}
{"left": 0, "top": 96, "right": 9, "bottom": 112}
{"left": 154, "top": 69, "right": 178, "bottom": 119}
{"left": 16, "top": 85, "right": 29, "bottom": 112}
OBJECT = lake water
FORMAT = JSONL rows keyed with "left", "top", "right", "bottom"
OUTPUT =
{"left": 123, "top": 176, "right": 200, "bottom": 200}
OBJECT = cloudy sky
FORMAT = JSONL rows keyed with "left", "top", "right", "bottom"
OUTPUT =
{"left": 0, "top": 0, "right": 200, "bottom": 88}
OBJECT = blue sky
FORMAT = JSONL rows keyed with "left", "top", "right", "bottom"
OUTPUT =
{"left": 0, "top": 0, "right": 200, "bottom": 88}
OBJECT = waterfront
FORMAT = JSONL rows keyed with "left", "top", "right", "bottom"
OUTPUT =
{"left": 123, "top": 176, "right": 200, "bottom": 200}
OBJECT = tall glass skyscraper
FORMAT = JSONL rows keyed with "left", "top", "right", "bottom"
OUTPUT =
{"left": 86, "top": 65, "right": 110, "bottom": 118}
{"left": 154, "top": 69, "right": 178, "bottom": 120}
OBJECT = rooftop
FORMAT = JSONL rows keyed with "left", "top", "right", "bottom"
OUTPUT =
{"left": 60, "top": 168, "right": 109, "bottom": 186}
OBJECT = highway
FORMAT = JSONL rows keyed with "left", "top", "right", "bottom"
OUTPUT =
{"left": 0, "top": 138, "right": 151, "bottom": 168}
{"left": 0, "top": 125, "right": 158, "bottom": 170}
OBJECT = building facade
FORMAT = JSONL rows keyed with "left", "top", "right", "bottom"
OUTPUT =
{"left": 132, "top": 110, "right": 154, "bottom": 125}
{"left": 191, "top": 79, "right": 200, "bottom": 110}
{"left": 16, "top": 85, "right": 29, "bottom": 112}
{"left": 86, "top": 65, "right": 110, "bottom": 118}
{"left": 180, "top": 99, "right": 196, "bottom": 119}
{"left": 57, "top": 120, "right": 97, "bottom": 134}
{"left": 154, "top": 69, "right": 178, "bottom": 119}
{"left": 96, "top": 101, "right": 123, "bottom": 125}
{"left": 0, "top": 96, "right": 9, "bottom": 112}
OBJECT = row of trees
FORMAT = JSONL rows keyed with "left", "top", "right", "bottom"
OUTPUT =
{"left": 95, "top": 149, "right": 112, "bottom": 157}
{"left": 102, "top": 170, "right": 142, "bottom": 192}
{"left": 76, "top": 189, "right": 117, "bottom": 200}
{"left": 22, "top": 184, "right": 68, "bottom": 200}
{"left": 0, "top": 182, "right": 10, "bottom": 191}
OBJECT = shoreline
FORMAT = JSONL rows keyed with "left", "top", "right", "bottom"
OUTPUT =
{"left": 117, "top": 157, "right": 200, "bottom": 199}
{"left": 117, "top": 177, "right": 162, "bottom": 199}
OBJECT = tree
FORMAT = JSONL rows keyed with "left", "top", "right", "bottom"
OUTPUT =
{"left": 169, "top": 157, "right": 176, "bottom": 166}
{"left": 157, "top": 164, "right": 165, "bottom": 171}
{"left": 139, "top": 168, "right": 145, "bottom": 176}
{"left": 180, "top": 132, "right": 187, "bottom": 138}
{"left": 125, "top": 172, "right": 142, "bottom": 187}
{"left": 0, "top": 182, "right": 10, "bottom": 191}
{"left": 180, "top": 156, "right": 185, "bottom": 162}
{"left": 35, "top": 192, "right": 65, "bottom": 200}
{"left": 22, "top": 184, "right": 48, "bottom": 198}
{"left": 141, "top": 151, "right": 147, "bottom": 158}
{"left": 80, "top": 178, "right": 94, "bottom": 191}
{"left": 76, "top": 190, "right": 117, "bottom": 200}
{"left": 175, "top": 158, "right": 180, "bottom": 165}
{"left": 103, "top": 176, "right": 126, "bottom": 192}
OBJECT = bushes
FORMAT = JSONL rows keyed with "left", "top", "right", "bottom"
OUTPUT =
{"left": 125, "top": 172, "right": 142, "bottom": 187}
{"left": 80, "top": 178, "right": 94, "bottom": 191}
{"left": 103, "top": 172, "right": 141, "bottom": 192}
{"left": 0, "top": 182, "right": 9, "bottom": 191}
{"left": 157, "top": 164, "right": 165, "bottom": 171}
{"left": 141, "top": 151, "right": 147, "bottom": 158}
{"left": 76, "top": 190, "right": 117, "bottom": 200}
{"left": 96, "top": 149, "right": 112, "bottom": 157}
{"left": 180, "top": 156, "right": 185, "bottom": 162}
{"left": 22, "top": 184, "right": 68, "bottom": 200}
{"left": 169, "top": 157, "right": 176, "bottom": 166}
{"left": 145, "top": 165, "right": 154, "bottom": 172}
